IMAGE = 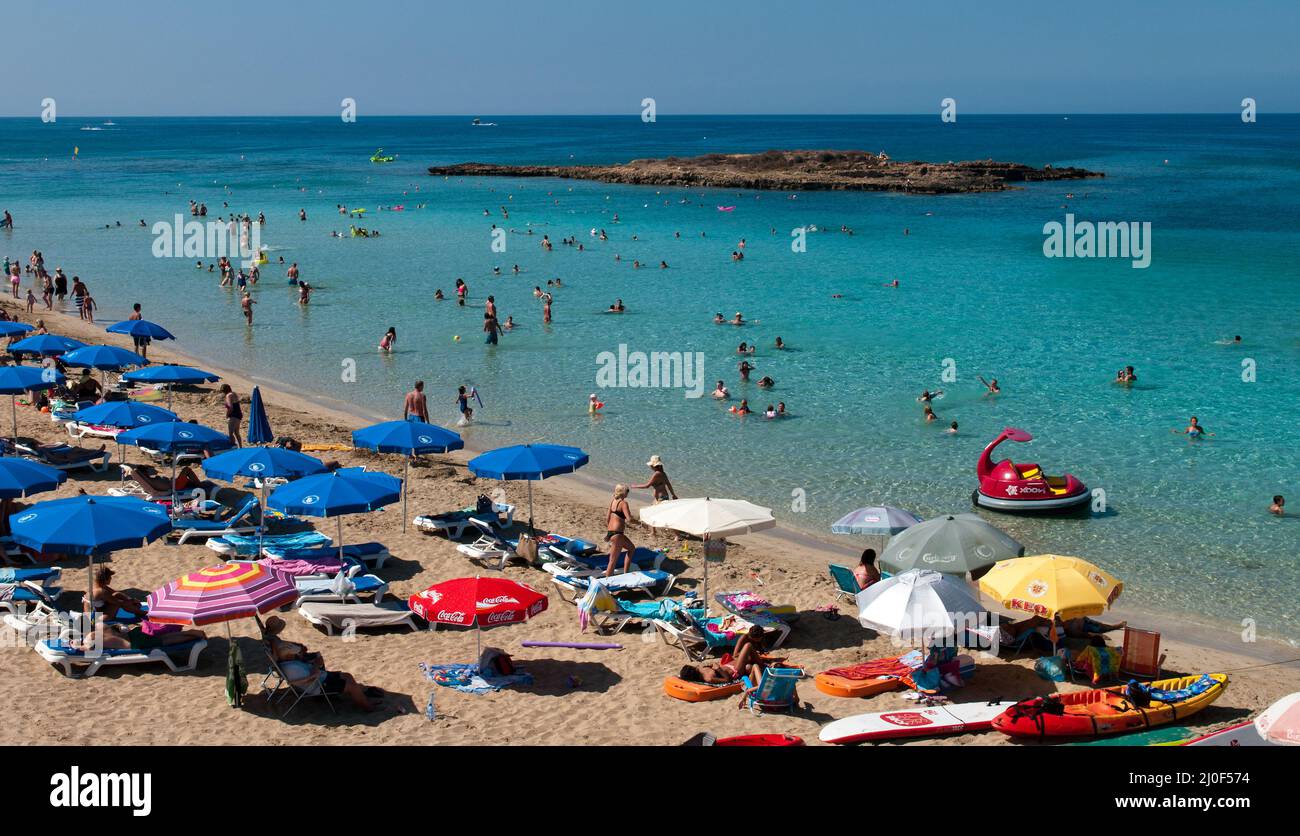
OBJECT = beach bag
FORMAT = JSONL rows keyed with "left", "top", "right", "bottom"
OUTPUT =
{"left": 515, "top": 534, "right": 539, "bottom": 566}
{"left": 475, "top": 494, "right": 495, "bottom": 515}
{"left": 1034, "top": 655, "right": 1067, "bottom": 682}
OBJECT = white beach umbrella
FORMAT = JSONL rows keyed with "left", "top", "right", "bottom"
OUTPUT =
{"left": 1254, "top": 692, "right": 1300, "bottom": 745}
{"left": 638, "top": 497, "right": 774, "bottom": 602}
{"left": 856, "top": 569, "right": 987, "bottom": 644}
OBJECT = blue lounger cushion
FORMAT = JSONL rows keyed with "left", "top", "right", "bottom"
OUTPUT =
{"left": 42, "top": 638, "right": 203, "bottom": 657}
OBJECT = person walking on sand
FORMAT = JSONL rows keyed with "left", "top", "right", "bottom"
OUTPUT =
{"left": 241, "top": 291, "right": 256, "bottom": 325}
{"left": 221, "top": 384, "right": 243, "bottom": 447}
{"left": 604, "top": 485, "right": 635, "bottom": 577}
{"left": 403, "top": 381, "right": 429, "bottom": 422}
{"left": 632, "top": 455, "right": 678, "bottom": 504}
{"left": 127, "top": 302, "right": 151, "bottom": 359}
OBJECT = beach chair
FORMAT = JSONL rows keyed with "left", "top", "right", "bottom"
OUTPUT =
{"left": 414, "top": 501, "right": 515, "bottom": 539}
{"left": 294, "top": 566, "right": 388, "bottom": 605}
{"left": 540, "top": 545, "right": 666, "bottom": 577}
{"left": 828, "top": 564, "right": 862, "bottom": 602}
{"left": 261, "top": 541, "right": 390, "bottom": 570}
{"left": 551, "top": 569, "right": 676, "bottom": 603}
{"left": 963, "top": 619, "right": 1055, "bottom": 656}
{"left": 109, "top": 463, "right": 206, "bottom": 504}
{"left": 0, "top": 581, "right": 62, "bottom": 617}
{"left": 456, "top": 518, "right": 523, "bottom": 571}
{"left": 8, "top": 436, "right": 112, "bottom": 472}
{"left": 738, "top": 666, "right": 804, "bottom": 715}
{"left": 1119, "top": 627, "right": 1166, "bottom": 680}
{"left": 65, "top": 421, "right": 124, "bottom": 441}
{"left": 714, "top": 590, "right": 799, "bottom": 622}
{"left": 653, "top": 607, "right": 789, "bottom": 661}
{"left": 260, "top": 648, "right": 339, "bottom": 717}
{"left": 0, "top": 566, "right": 61, "bottom": 588}
{"left": 34, "top": 636, "right": 207, "bottom": 678}
{"left": 298, "top": 600, "right": 419, "bottom": 636}
{"left": 171, "top": 497, "right": 260, "bottom": 545}
{"left": 205, "top": 529, "right": 331, "bottom": 557}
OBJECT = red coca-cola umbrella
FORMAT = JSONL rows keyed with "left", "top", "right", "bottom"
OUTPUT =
{"left": 409, "top": 576, "right": 548, "bottom": 656}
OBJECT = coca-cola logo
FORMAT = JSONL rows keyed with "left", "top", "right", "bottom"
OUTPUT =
{"left": 486, "top": 611, "right": 517, "bottom": 624}
{"left": 437, "top": 610, "right": 468, "bottom": 623}
{"left": 478, "top": 595, "right": 520, "bottom": 607}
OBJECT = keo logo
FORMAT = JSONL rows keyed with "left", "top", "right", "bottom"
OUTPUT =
{"left": 50, "top": 768, "right": 151, "bottom": 817}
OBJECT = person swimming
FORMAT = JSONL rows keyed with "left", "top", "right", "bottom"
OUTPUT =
{"left": 764, "top": 404, "right": 777, "bottom": 419}
{"left": 731, "top": 312, "right": 745, "bottom": 326}
{"left": 711, "top": 380, "right": 729, "bottom": 399}
{"left": 733, "top": 399, "right": 751, "bottom": 416}
{"left": 923, "top": 405, "right": 938, "bottom": 422}
{"left": 1174, "top": 415, "right": 1213, "bottom": 438}
{"left": 608, "top": 299, "right": 625, "bottom": 313}
{"left": 713, "top": 312, "right": 725, "bottom": 324}
{"left": 1270, "top": 495, "right": 1285, "bottom": 516}
{"left": 757, "top": 376, "right": 774, "bottom": 388}
{"left": 918, "top": 389, "right": 943, "bottom": 403}
{"left": 738, "top": 360, "right": 753, "bottom": 382}
{"left": 946, "top": 421, "right": 959, "bottom": 434}
{"left": 774, "top": 336, "right": 785, "bottom": 350}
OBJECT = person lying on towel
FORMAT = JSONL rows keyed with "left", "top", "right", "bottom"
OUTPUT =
{"left": 676, "top": 626, "right": 788, "bottom": 685}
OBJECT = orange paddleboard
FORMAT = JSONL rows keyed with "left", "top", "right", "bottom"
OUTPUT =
{"left": 814, "top": 673, "right": 905, "bottom": 699}
{"left": 664, "top": 676, "right": 744, "bottom": 702}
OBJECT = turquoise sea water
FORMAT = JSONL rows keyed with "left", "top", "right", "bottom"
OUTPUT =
{"left": 1, "top": 115, "right": 1297, "bottom": 640}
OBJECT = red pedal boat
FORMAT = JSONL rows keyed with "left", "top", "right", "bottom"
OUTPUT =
{"left": 974, "top": 427, "right": 1090, "bottom": 513}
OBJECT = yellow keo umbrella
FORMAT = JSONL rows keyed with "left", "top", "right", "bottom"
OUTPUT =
{"left": 978, "top": 554, "right": 1123, "bottom": 622}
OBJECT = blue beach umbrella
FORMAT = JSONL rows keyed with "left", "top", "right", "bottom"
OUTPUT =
{"left": 72, "top": 400, "right": 180, "bottom": 482}
{"left": 247, "top": 386, "right": 273, "bottom": 445}
{"left": 9, "top": 494, "right": 173, "bottom": 594}
{"left": 120, "top": 364, "right": 221, "bottom": 410}
{"left": 61, "top": 344, "right": 148, "bottom": 371}
{"left": 105, "top": 320, "right": 176, "bottom": 341}
{"left": 72, "top": 401, "right": 178, "bottom": 428}
{"left": 0, "top": 365, "right": 65, "bottom": 439}
{"left": 0, "top": 321, "right": 35, "bottom": 338}
{"left": 268, "top": 469, "right": 402, "bottom": 563}
{"left": 831, "top": 505, "right": 923, "bottom": 537}
{"left": 118, "top": 422, "right": 235, "bottom": 509}
{"left": 202, "top": 446, "right": 328, "bottom": 553}
{"left": 0, "top": 457, "right": 66, "bottom": 499}
{"left": 468, "top": 443, "right": 589, "bottom": 533}
{"left": 352, "top": 419, "right": 464, "bottom": 532}
{"left": 9, "top": 334, "right": 86, "bottom": 357}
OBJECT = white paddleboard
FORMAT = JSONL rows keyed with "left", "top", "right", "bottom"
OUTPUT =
{"left": 1184, "top": 720, "right": 1274, "bottom": 747}
{"left": 820, "top": 700, "right": 1014, "bottom": 745}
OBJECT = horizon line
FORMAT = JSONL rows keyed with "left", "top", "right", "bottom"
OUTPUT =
{"left": 2, "top": 111, "right": 1297, "bottom": 119}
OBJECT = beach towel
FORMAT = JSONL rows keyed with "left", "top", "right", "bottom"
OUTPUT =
{"left": 717, "top": 591, "right": 771, "bottom": 612}
{"left": 419, "top": 662, "right": 533, "bottom": 694}
{"left": 824, "top": 650, "right": 925, "bottom": 682}
{"left": 209, "top": 531, "right": 331, "bottom": 556}
{"left": 257, "top": 556, "right": 346, "bottom": 577}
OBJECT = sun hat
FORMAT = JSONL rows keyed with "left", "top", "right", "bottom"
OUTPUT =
{"left": 647, "top": 455, "right": 664, "bottom": 467}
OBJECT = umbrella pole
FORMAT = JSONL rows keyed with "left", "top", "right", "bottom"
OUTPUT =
{"left": 10, "top": 394, "right": 17, "bottom": 442}
{"left": 170, "top": 454, "right": 178, "bottom": 517}
{"left": 337, "top": 515, "right": 344, "bottom": 564}
{"left": 402, "top": 456, "right": 409, "bottom": 534}
{"left": 527, "top": 480, "right": 534, "bottom": 535}
{"left": 702, "top": 535, "right": 710, "bottom": 607}
{"left": 257, "top": 481, "right": 266, "bottom": 557}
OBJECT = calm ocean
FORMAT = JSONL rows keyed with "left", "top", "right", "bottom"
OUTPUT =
{"left": 1, "top": 114, "right": 1297, "bottom": 639}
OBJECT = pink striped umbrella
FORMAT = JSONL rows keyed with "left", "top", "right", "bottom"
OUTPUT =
{"left": 146, "top": 562, "right": 297, "bottom": 626}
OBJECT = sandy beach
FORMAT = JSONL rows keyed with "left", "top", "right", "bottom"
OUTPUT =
{"left": 0, "top": 298, "right": 1295, "bottom": 747}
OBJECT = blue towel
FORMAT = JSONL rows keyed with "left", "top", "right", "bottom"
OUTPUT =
{"left": 419, "top": 663, "right": 533, "bottom": 694}
{"left": 214, "top": 531, "right": 331, "bottom": 556}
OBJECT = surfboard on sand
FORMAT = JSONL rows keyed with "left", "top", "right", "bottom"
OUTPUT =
{"left": 1067, "top": 725, "right": 1195, "bottom": 746}
{"left": 819, "top": 700, "right": 1014, "bottom": 745}
{"left": 1184, "top": 720, "right": 1273, "bottom": 747}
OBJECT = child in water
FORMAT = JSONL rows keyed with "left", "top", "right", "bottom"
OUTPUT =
{"left": 379, "top": 328, "right": 396, "bottom": 352}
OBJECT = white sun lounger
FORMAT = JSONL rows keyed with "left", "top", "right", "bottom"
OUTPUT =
{"left": 65, "top": 421, "right": 124, "bottom": 441}
{"left": 294, "top": 567, "right": 388, "bottom": 605}
{"left": 34, "top": 637, "right": 207, "bottom": 678}
{"left": 551, "top": 569, "right": 676, "bottom": 603}
{"left": 298, "top": 601, "right": 418, "bottom": 635}
{"left": 414, "top": 502, "right": 515, "bottom": 539}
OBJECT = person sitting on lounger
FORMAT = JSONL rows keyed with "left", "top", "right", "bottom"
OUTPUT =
{"left": 854, "top": 549, "right": 881, "bottom": 589}
{"left": 262, "top": 616, "right": 382, "bottom": 711}
{"left": 88, "top": 567, "right": 147, "bottom": 620}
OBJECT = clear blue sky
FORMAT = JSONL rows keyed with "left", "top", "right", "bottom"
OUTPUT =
{"left": 3, "top": 0, "right": 1297, "bottom": 115}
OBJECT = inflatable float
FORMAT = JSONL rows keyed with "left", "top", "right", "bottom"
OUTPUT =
{"left": 992, "top": 673, "right": 1228, "bottom": 739}
{"left": 664, "top": 676, "right": 744, "bottom": 703}
{"left": 370, "top": 149, "right": 395, "bottom": 164}
{"left": 973, "top": 426, "right": 1090, "bottom": 513}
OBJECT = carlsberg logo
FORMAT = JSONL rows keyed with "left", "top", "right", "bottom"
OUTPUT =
{"left": 50, "top": 767, "right": 151, "bottom": 817}
{"left": 595, "top": 344, "right": 705, "bottom": 399}
{"left": 1042, "top": 213, "right": 1151, "bottom": 268}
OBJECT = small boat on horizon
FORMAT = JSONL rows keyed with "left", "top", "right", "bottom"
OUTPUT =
{"left": 472, "top": 117, "right": 497, "bottom": 127}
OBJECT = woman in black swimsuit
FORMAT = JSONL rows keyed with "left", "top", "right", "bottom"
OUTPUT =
{"left": 604, "top": 484, "right": 635, "bottom": 576}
